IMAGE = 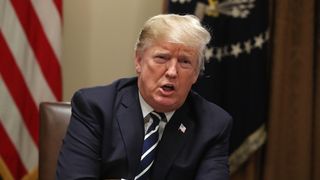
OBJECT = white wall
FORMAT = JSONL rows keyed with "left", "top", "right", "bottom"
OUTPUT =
{"left": 62, "top": 0, "right": 163, "bottom": 101}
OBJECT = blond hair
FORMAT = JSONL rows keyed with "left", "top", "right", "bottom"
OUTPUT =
{"left": 135, "top": 14, "right": 211, "bottom": 71}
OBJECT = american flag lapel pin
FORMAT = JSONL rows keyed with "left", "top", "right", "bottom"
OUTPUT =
{"left": 178, "top": 123, "right": 186, "bottom": 133}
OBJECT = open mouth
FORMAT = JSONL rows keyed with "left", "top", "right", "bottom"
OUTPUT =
{"left": 161, "top": 84, "right": 175, "bottom": 92}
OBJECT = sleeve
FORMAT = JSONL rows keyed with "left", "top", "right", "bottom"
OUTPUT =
{"left": 56, "top": 90, "right": 103, "bottom": 179}
{"left": 195, "top": 116, "right": 233, "bottom": 180}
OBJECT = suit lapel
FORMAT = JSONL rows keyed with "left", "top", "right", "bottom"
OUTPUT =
{"left": 151, "top": 101, "right": 194, "bottom": 180}
{"left": 116, "top": 86, "right": 144, "bottom": 179}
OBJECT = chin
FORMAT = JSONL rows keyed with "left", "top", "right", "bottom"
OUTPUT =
{"left": 154, "top": 101, "right": 181, "bottom": 112}
{"left": 152, "top": 95, "right": 183, "bottom": 111}
{"left": 155, "top": 106, "right": 175, "bottom": 113}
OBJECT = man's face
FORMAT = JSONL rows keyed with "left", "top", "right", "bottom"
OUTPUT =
{"left": 135, "top": 41, "right": 199, "bottom": 112}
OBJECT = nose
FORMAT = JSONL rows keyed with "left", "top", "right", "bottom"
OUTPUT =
{"left": 165, "top": 60, "right": 178, "bottom": 79}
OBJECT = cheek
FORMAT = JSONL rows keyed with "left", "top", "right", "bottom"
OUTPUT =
{"left": 191, "top": 74, "right": 198, "bottom": 84}
{"left": 177, "top": 76, "right": 198, "bottom": 95}
{"left": 183, "top": 72, "right": 198, "bottom": 86}
{"left": 191, "top": 68, "right": 199, "bottom": 83}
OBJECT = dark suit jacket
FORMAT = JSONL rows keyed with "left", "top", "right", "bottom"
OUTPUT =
{"left": 56, "top": 77, "right": 232, "bottom": 180}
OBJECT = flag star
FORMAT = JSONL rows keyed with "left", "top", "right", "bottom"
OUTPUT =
{"left": 248, "top": 3, "right": 255, "bottom": 8}
{"left": 204, "top": 47, "right": 213, "bottom": 62}
{"left": 244, "top": 40, "right": 252, "bottom": 54}
{"left": 240, "top": 10, "right": 249, "bottom": 18}
{"left": 215, "top": 48, "right": 223, "bottom": 62}
{"left": 254, "top": 34, "right": 264, "bottom": 49}
{"left": 231, "top": 43, "right": 242, "bottom": 58}
{"left": 231, "top": 7, "right": 241, "bottom": 17}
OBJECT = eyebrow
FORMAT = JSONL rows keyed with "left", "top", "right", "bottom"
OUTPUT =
{"left": 153, "top": 47, "right": 196, "bottom": 59}
{"left": 179, "top": 52, "right": 194, "bottom": 59}
{"left": 153, "top": 49, "right": 170, "bottom": 54}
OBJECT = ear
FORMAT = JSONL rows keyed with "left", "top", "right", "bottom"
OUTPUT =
{"left": 135, "top": 50, "right": 142, "bottom": 73}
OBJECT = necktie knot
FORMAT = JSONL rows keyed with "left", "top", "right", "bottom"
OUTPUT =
{"left": 145, "top": 111, "right": 166, "bottom": 134}
{"left": 150, "top": 111, "right": 166, "bottom": 122}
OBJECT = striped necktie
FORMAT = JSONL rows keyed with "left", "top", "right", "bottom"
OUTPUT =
{"left": 135, "top": 111, "right": 166, "bottom": 180}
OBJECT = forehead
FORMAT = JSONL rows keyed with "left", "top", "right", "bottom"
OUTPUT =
{"left": 148, "top": 41, "right": 198, "bottom": 57}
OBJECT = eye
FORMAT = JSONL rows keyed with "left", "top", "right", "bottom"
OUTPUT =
{"left": 179, "top": 58, "right": 193, "bottom": 69}
{"left": 156, "top": 55, "right": 166, "bottom": 59}
{"left": 181, "top": 59, "right": 191, "bottom": 64}
{"left": 154, "top": 54, "right": 169, "bottom": 63}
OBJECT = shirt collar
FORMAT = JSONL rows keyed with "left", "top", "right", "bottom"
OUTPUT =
{"left": 138, "top": 92, "right": 174, "bottom": 122}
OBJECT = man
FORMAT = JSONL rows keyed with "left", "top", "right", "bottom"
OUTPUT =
{"left": 57, "top": 14, "right": 232, "bottom": 180}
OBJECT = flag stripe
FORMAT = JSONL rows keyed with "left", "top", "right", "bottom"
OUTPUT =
{"left": 52, "top": 0, "right": 62, "bottom": 17}
{"left": 0, "top": 123, "right": 27, "bottom": 180}
{"left": 0, "top": 0, "right": 57, "bottom": 105}
{"left": 0, "top": 0, "right": 62, "bottom": 178}
{"left": 10, "top": 0, "right": 62, "bottom": 100}
{"left": 0, "top": 75, "right": 39, "bottom": 173}
{"left": 31, "top": 0, "right": 62, "bottom": 60}
{"left": 0, "top": 32, "right": 39, "bottom": 145}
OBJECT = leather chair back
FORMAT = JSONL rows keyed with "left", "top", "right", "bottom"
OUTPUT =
{"left": 39, "top": 102, "right": 71, "bottom": 180}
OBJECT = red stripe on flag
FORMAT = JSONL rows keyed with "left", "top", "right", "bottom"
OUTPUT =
{"left": 0, "top": 123, "right": 27, "bottom": 180}
{"left": 11, "top": 0, "right": 62, "bottom": 100}
{"left": 0, "top": 32, "right": 39, "bottom": 146}
{"left": 53, "top": 0, "right": 63, "bottom": 17}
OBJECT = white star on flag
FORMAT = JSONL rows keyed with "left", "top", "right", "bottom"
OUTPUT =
{"left": 215, "top": 48, "right": 223, "bottom": 61}
{"left": 204, "top": 47, "right": 213, "bottom": 62}
{"left": 254, "top": 34, "right": 264, "bottom": 49}
{"left": 231, "top": 43, "right": 242, "bottom": 58}
{"left": 244, "top": 40, "right": 252, "bottom": 54}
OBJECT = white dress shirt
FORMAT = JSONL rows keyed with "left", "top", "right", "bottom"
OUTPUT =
{"left": 138, "top": 92, "right": 174, "bottom": 139}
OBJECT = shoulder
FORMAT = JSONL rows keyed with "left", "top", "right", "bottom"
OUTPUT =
{"left": 76, "top": 77, "right": 137, "bottom": 96}
{"left": 73, "top": 77, "right": 137, "bottom": 101}
{"left": 189, "top": 91, "right": 231, "bottom": 118}
{"left": 71, "top": 77, "right": 138, "bottom": 112}
{"left": 188, "top": 91, "right": 233, "bottom": 132}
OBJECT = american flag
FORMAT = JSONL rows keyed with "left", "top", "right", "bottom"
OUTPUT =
{"left": 178, "top": 123, "right": 186, "bottom": 133}
{"left": 167, "top": 0, "right": 269, "bottom": 173}
{"left": 0, "top": 0, "right": 62, "bottom": 179}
